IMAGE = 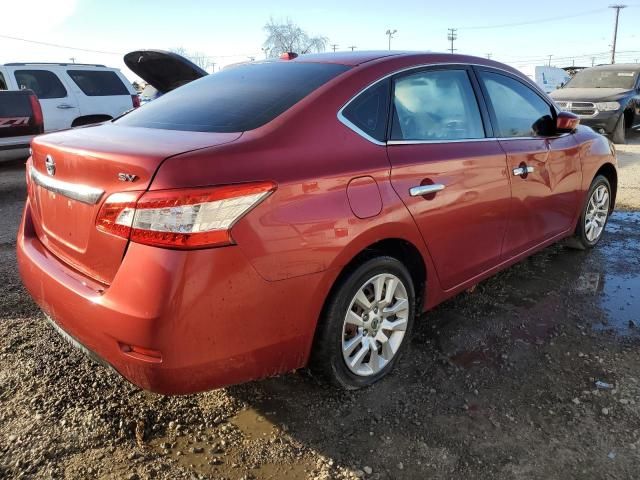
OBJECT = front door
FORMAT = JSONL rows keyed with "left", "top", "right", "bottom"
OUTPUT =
{"left": 475, "top": 69, "right": 582, "bottom": 258}
{"left": 386, "top": 67, "right": 512, "bottom": 290}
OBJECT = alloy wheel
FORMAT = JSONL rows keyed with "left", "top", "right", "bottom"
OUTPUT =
{"left": 341, "top": 273, "right": 409, "bottom": 376}
{"left": 584, "top": 184, "right": 610, "bottom": 242}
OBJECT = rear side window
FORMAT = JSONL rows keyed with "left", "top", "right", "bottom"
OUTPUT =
{"left": 341, "top": 79, "right": 390, "bottom": 142}
{"left": 67, "top": 70, "right": 129, "bottom": 96}
{"left": 116, "top": 62, "right": 349, "bottom": 132}
{"left": 478, "top": 71, "right": 554, "bottom": 138}
{"left": 0, "top": 73, "right": 6, "bottom": 90}
{"left": 14, "top": 70, "right": 67, "bottom": 99}
{"left": 391, "top": 69, "right": 485, "bottom": 141}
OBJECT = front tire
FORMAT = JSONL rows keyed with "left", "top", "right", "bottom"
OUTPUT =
{"left": 570, "top": 175, "right": 612, "bottom": 250}
{"left": 611, "top": 114, "right": 626, "bottom": 144}
{"left": 311, "top": 256, "right": 416, "bottom": 389}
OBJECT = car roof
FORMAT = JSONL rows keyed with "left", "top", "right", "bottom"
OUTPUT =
{"left": 3, "top": 62, "right": 109, "bottom": 68}
{"left": 588, "top": 63, "right": 640, "bottom": 71}
{"left": 289, "top": 51, "right": 518, "bottom": 72}
{"left": 291, "top": 51, "right": 407, "bottom": 66}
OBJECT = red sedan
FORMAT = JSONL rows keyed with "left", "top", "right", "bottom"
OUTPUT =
{"left": 17, "top": 51, "right": 617, "bottom": 394}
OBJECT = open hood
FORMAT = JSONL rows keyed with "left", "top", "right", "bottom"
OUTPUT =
{"left": 124, "top": 50, "right": 208, "bottom": 94}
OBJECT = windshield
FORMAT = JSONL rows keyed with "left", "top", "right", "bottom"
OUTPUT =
{"left": 116, "top": 61, "right": 349, "bottom": 132}
{"left": 564, "top": 69, "right": 638, "bottom": 89}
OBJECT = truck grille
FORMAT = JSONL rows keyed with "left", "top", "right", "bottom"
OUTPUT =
{"left": 555, "top": 101, "right": 596, "bottom": 117}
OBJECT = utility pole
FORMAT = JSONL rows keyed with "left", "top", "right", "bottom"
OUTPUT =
{"left": 547, "top": 54, "right": 553, "bottom": 66}
{"left": 69, "top": 57, "right": 76, "bottom": 63}
{"left": 331, "top": 44, "right": 339, "bottom": 52}
{"left": 261, "top": 47, "right": 270, "bottom": 59}
{"left": 385, "top": 29, "right": 397, "bottom": 50}
{"left": 591, "top": 57, "right": 596, "bottom": 67}
{"left": 349, "top": 46, "right": 357, "bottom": 51}
{"left": 447, "top": 28, "right": 457, "bottom": 54}
{"left": 486, "top": 53, "right": 492, "bottom": 59}
{"left": 609, "top": 4, "right": 627, "bottom": 64}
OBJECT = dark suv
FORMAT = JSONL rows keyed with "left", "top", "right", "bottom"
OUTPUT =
{"left": 550, "top": 64, "right": 640, "bottom": 144}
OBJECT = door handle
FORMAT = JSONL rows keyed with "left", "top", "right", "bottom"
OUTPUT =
{"left": 56, "top": 104, "right": 75, "bottom": 109}
{"left": 513, "top": 166, "right": 534, "bottom": 177}
{"left": 409, "top": 184, "right": 446, "bottom": 197}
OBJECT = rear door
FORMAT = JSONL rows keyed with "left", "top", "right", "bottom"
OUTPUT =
{"left": 64, "top": 68, "right": 134, "bottom": 119}
{"left": 475, "top": 68, "right": 581, "bottom": 258}
{"left": 12, "top": 68, "right": 80, "bottom": 131}
{"left": 386, "top": 66, "right": 512, "bottom": 290}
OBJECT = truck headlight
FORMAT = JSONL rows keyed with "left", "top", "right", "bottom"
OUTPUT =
{"left": 595, "top": 102, "right": 621, "bottom": 111}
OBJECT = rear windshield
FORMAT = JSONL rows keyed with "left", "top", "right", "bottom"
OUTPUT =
{"left": 116, "top": 61, "right": 349, "bottom": 132}
{"left": 67, "top": 70, "right": 129, "bottom": 96}
{"left": 565, "top": 69, "right": 639, "bottom": 89}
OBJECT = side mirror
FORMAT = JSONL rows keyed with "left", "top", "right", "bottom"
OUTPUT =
{"left": 556, "top": 111, "right": 579, "bottom": 133}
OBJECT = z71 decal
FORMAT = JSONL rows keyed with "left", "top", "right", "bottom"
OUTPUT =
{"left": 0, "top": 117, "right": 30, "bottom": 128}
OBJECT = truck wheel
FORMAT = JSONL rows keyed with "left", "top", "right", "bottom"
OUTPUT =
{"left": 611, "top": 114, "right": 626, "bottom": 144}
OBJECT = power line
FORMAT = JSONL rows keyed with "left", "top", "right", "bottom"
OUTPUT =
{"left": 0, "top": 33, "right": 121, "bottom": 55}
{"left": 458, "top": 8, "right": 607, "bottom": 30}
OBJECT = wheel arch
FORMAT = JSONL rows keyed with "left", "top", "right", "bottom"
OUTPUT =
{"left": 71, "top": 114, "right": 113, "bottom": 127}
{"left": 594, "top": 162, "right": 618, "bottom": 211}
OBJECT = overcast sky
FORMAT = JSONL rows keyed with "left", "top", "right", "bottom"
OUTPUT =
{"left": 1, "top": 0, "right": 639, "bottom": 82}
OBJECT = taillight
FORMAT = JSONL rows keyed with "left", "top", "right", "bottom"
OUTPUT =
{"left": 28, "top": 94, "right": 44, "bottom": 133}
{"left": 96, "top": 182, "right": 275, "bottom": 249}
{"left": 131, "top": 94, "right": 141, "bottom": 108}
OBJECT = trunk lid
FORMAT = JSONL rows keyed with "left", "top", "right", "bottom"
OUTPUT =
{"left": 124, "top": 50, "right": 208, "bottom": 94}
{"left": 28, "top": 123, "right": 240, "bottom": 284}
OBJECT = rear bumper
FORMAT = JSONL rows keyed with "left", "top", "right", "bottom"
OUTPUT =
{"left": 17, "top": 200, "right": 326, "bottom": 394}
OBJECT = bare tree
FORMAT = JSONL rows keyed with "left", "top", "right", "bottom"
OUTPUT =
{"left": 263, "top": 18, "right": 328, "bottom": 57}
{"left": 169, "top": 47, "right": 209, "bottom": 70}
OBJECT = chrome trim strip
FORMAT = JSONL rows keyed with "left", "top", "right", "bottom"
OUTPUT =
{"left": 336, "top": 110, "right": 386, "bottom": 146}
{"left": 337, "top": 61, "right": 545, "bottom": 146}
{"left": 388, "top": 138, "right": 495, "bottom": 145}
{"left": 30, "top": 166, "right": 104, "bottom": 205}
{"left": 409, "top": 184, "right": 446, "bottom": 196}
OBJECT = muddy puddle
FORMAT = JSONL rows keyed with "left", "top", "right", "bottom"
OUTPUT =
{"left": 438, "top": 211, "right": 640, "bottom": 367}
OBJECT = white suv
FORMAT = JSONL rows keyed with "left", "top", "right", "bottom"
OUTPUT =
{"left": 0, "top": 62, "right": 138, "bottom": 132}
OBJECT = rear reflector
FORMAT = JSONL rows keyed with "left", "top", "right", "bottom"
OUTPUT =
{"left": 96, "top": 182, "right": 275, "bottom": 249}
{"left": 131, "top": 94, "right": 141, "bottom": 108}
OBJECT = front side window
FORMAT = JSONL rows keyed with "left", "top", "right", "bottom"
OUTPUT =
{"left": 479, "top": 71, "right": 554, "bottom": 138}
{"left": 116, "top": 62, "right": 349, "bottom": 133}
{"left": 14, "top": 70, "right": 67, "bottom": 99}
{"left": 390, "top": 69, "right": 485, "bottom": 141}
{"left": 0, "top": 72, "right": 7, "bottom": 90}
{"left": 341, "top": 78, "right": 390, "bottom": 142}
{"left": 67, "top": 70, "right": 129, "bottom": 96}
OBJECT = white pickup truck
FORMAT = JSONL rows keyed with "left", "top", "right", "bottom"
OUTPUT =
{"left": 0, "top": 62, "right": 138, "bottom": 132}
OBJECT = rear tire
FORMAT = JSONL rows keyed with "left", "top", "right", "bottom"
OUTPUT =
{"left": 569, "top": 175, "right": 612, "bottom": 250}
{"left": 611, "top": 114, "right": 626, "bottom": 144}
{"left": 311, "top": 256, "right": 416, "bottom": 389}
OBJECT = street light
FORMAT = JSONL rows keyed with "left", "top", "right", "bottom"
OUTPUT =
{"left": 385, "top": 29, "right": 397, "bottom": 50}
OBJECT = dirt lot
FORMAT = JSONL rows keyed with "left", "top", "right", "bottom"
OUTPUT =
{"left": 1, "top": 133, "right": 640, "bottom": 480}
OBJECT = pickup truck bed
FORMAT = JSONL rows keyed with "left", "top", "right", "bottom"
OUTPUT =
{"left": 0, "top": 90, "right": 43, "bottom": 162}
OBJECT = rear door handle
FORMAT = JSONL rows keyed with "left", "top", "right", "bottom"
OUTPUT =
{"left": 409, "top": 184, "right": 445, "bottom": 197}
{"left": 513, "top": 166, "right": 534, "bottom": 177}
{"left": 56, "top": 104, "right": 75, "bottom": 109}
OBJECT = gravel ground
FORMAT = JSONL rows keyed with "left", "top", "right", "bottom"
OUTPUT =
{"left": 1, "top": 134, "right": 640, "bottom": 480}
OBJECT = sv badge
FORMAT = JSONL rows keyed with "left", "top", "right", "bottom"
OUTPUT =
{"left": 118, "top": 173, "right": 138, "bottom": 182}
